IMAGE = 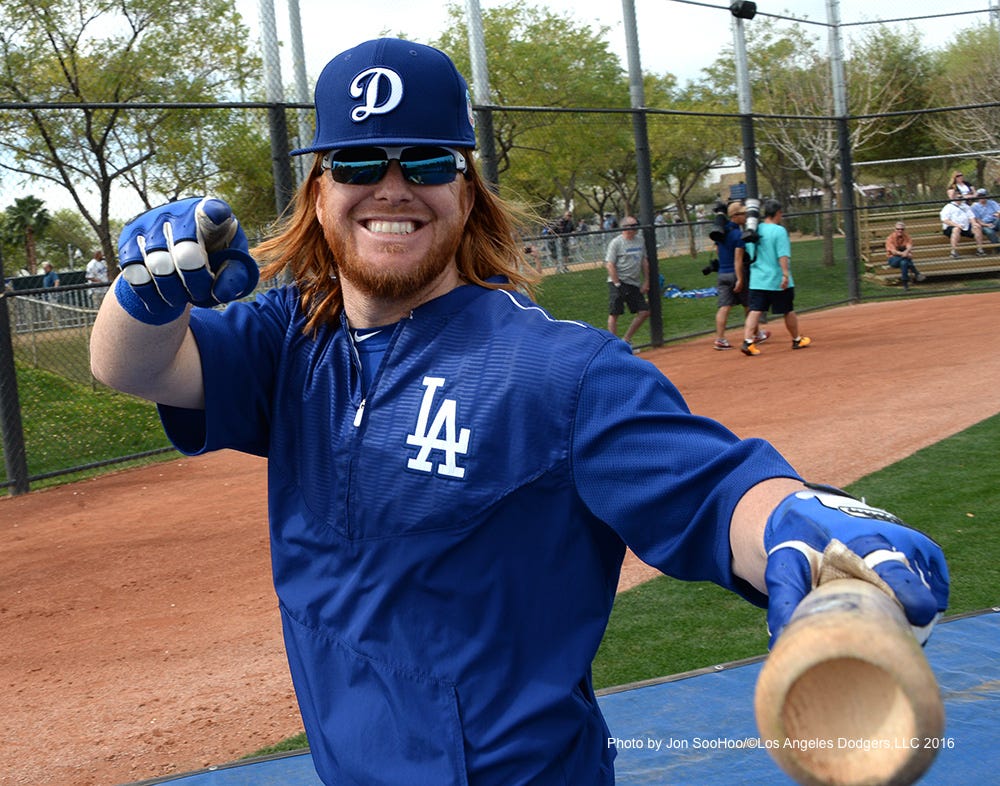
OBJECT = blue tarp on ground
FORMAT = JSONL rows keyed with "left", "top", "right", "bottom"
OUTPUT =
{"left": 130, "top": 609, "right": 1000, "bottom": 785}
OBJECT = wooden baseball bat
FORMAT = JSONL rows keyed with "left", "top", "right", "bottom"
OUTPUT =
{"left": 754, "top": 541, "right": 945, "bottom": 786}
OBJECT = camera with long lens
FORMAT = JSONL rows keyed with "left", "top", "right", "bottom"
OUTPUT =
{"left": 741, "top": 198, "right": 761, "bottom": 244}
{"left": 701, "top": 257, "right": 720, "bottom": 276}
{"left": 708, "top": 200, "right": 728, "bottom": 243}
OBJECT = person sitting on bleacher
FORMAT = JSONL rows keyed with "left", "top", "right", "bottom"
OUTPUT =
{"left": 970, "top": 188, "right": 1000, "bottom": 248}
{"left": 940, "top": 196, "right": 986, "bottom": 258}
{"left": 947, "top": 170, "right": 975, "bottom": 201}
{"left": 884, "top": 222, "right": 925, "bottom": 290}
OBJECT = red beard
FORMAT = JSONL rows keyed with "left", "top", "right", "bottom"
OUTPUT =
{"left": 325, "top": 219, "right": 464, "bottom": 301}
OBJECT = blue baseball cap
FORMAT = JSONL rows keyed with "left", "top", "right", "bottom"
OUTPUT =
{"left": 291, "top": 38, "right": 477, "bottom": 155}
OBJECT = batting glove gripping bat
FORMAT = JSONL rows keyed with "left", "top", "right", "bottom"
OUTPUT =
{"left": 115, "top": 196, "right": 259, "bottom": 325}
{"left": 763, "top": 484, "right": 949, "bottom": 648}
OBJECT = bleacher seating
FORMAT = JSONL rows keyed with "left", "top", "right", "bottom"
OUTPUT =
{"left": 859, "top": 206, "right": 1000, "bottom": 285}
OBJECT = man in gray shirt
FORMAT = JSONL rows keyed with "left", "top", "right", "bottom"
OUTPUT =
{"left": 605, "top": 217, "right": 649, "bottom": 348}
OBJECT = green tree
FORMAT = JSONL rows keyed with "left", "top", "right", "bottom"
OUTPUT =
{"left": 3, "top": 195, "right": 50, "bottom": 274}
{"left": 36, "top": 208, "right": 98, "bottom": 271}
{"left": 851, "top": 24, "right": 940, "bottom": 199}
{"left": 647, "top": 74, "right": 739, "bottom": 256}
{"left": 433, "top": 1, "right": 628, "bottom": 221}
{"left": 0, "top": 0, "right": 263, "bottom": 263}
{"left": 706, "top": 22, "right": 927, "bottom": 265}
{"left": 926, "top": 25, "right": 1000, "bottom": 189}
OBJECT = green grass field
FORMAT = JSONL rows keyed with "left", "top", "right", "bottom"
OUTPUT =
{"left": 592, "top": 413, "right": 1000, "bottom": 689}
{"left": 250, "top": 412, "right": 1000, "bottom": 757}
{"left": 534, "top": 235, "right": 993, "bottom": 348}
{"left": 1, "top": 362, "right": 172, "bottom": 489}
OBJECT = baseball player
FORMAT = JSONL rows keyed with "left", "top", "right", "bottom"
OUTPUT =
{"left": 90, "top": 38, "right": 948, "bottom": 786}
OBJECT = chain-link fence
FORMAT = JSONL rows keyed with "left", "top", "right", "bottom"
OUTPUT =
{"left": 2, "top": 101, "right": 999, "bottom": 495}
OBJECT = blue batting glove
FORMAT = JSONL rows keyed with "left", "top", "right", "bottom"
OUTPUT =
{"left": 763, "top": 485, "right": 948, "bottom": 648}
{"left": 115, "top": 197, "right": 259, "bottom": 324}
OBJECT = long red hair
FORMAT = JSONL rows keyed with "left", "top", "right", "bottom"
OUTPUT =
{"left": 254, "top": 153, "right": 539, "bottom": 335}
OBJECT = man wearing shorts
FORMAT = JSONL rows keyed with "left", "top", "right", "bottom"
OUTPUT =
{"left": 605, "top": 216, "right": 649, "bottom": 347}
{"left": 713, "top": 201, "right": 769, "bottom": 350}
{"left": 741, "top": 199, "right": 811, "bottom": 356}
{"left": 940, "top": 196, "right": 986, "bottom": 258}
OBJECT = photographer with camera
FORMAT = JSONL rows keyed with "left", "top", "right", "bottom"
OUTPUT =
{"left": 741, "top": 199, "right": 811, "bottom": 356}
{"left": 709, "top": 201, "right": 770, "bottom": 351}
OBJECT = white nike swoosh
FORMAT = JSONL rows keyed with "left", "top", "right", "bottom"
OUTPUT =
{"left": 352, "top": 330, "right": 383, "bottom": 343}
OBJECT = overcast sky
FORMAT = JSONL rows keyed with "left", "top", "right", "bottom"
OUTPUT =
{"left": 235, "top": 0, "right": 998, "bottom": 92}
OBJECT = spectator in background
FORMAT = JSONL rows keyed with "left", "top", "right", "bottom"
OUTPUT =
{"left": 884, "top": 222, "right": 925, "bottom": 290}
{"left": 940, "top": 196, "right": 986, "bottom": 258}
{"left": 41, "top": 262, "right": 60, "bottom": 289}
{"left": 540, "top": 225, "right": 558, "bottom": 271}
{"left": 86, "top": 249, "right": 110, "bottom": 307}
{"left": 605, "top": 216, "right": 649, "bottom": 349}
{"left": 947, "top": 171, "right": 975, "bottom": 201}
{"left": 521, "top": 236, "right": 542, "bottom": 274}
{"left": 555, "top": 210, "right": 574, "bottom": 273}
{"left": 970, "top": 188, "right": 1000, "bottom": 248}
{"left": 86, "top": 250, "right": 108, "bottom": 284}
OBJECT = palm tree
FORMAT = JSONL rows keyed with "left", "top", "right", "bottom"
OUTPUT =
{"left": 3, "top": 196, "right": 51, "bottom": 275}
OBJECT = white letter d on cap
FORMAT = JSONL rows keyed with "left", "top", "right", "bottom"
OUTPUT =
{"left": 350, "top": 68, "right": 404, "bottom": 122}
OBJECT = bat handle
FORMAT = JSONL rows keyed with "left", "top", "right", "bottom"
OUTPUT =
{"left": 196, "top": 198, "right": 239, "bottom": 252}
{"left": 754, "top": 578, "right": 944, "bottom": 786}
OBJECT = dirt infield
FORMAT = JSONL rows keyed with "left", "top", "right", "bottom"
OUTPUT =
{"left": 3, "top": 291, "right": 999, "bottom": 786}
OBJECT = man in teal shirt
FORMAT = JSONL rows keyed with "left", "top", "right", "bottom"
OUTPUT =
{"left": 741, "top": 199, "right": 812, "bottom": 356}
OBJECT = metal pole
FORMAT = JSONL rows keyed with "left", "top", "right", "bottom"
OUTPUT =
{"left": 0, "top": 245, "right": 30, "bottom": 495}
{"left": 732, "top": 15, "right": 758, "bottom": 200}
{"left": 827, "top": 0, "right": 861, "bottom": 301}
{"left": 258, "top": 0, "right": 295, "bottom": 216}
{"left": 287, "top": 0, "right": 313, "bottom": 186}
{"left": 621, "top": 0, "right": 662, "bottom": 346}
{"left": 464, "top": 0, "right": 500, "bottom": 188}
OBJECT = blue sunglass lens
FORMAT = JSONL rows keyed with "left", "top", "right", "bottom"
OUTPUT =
{"left": 399, "top": 149, "right": 459, "bottom": 185}
{"left": 328, "top": 156, "right": 389, "bottom": 185}
{"left": 328, "top": 148, "right": 460, "bottom": 185}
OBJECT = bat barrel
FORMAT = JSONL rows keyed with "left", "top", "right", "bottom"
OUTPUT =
{"left": 754, "top": 578, "right": 944, "bottom": 786}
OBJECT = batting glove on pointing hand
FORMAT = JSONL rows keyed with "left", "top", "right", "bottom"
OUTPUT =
{"left": 115, "top": 196, "right": 259, "bottom": 325}
{"left": 763, "top": 485, "right": 949, "bottom": 648}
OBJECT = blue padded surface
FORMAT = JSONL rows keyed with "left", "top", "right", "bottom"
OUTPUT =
{"left": 130, "top": 610, "right": 1000, "bottom": 785}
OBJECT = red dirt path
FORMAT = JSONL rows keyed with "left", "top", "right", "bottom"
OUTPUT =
{"left": 3, "top": 292, "right": 999, "bottom": 786}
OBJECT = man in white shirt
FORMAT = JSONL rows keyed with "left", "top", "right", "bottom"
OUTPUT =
{"left": 940, "top": 198, "right": 985, "bottom": 258}
{"left": 85, "top": 249, "right": 109, "bottom": 307}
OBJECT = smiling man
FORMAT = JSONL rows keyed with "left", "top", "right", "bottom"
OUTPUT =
{"left": 89, "top": 38, "right": 948, "bottom": 786}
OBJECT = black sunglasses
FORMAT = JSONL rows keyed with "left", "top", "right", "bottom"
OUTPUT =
{"left": 321, "top": 146, "right": 468, "bottom": 186}
{"left": 622, "top": 223, "right": 639, "bottom": 229}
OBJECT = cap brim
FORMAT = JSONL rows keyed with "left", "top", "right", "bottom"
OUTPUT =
{"left": 291, "top": 137, "right": 477, "bottom": 156}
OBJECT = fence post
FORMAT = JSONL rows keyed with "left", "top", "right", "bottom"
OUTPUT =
{"left": 827, "top": 0, "right": 862, "bottom": 302}
{"left": 0, "top": 255, "right": 30, "bottom": 494}
{"left": 622, "top": 0, "right": 663, "bottom": 346}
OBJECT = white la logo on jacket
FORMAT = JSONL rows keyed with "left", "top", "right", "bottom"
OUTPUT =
{"left": 406, "top": 376, "right": 470, "bottom": 478}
